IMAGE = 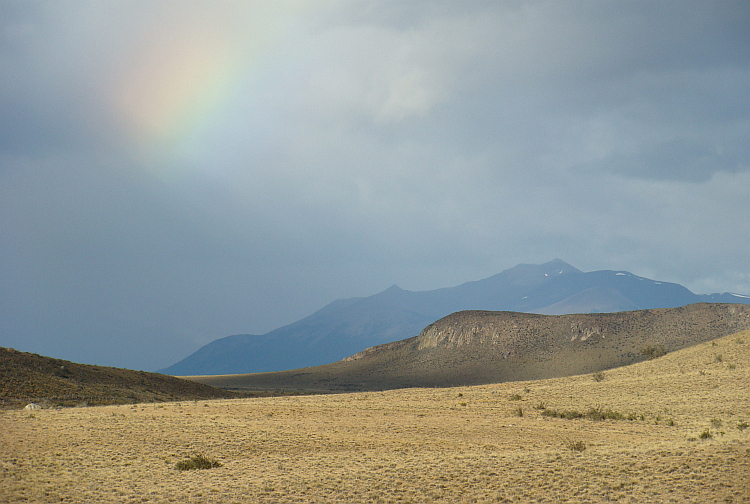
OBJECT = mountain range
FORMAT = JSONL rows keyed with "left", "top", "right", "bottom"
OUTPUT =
{"left": 160, "top": 259, "right": 750, "bottom": 376}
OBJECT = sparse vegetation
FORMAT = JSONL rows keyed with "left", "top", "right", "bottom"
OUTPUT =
{"left": 513, "top": 406, "right": 524, "bottom": 417}
{"left": 592, "top": 371, "right": 605, "bottom": 382}
{"left": 699, "top": 429, "right": 712, "bottom": 440}
{"left": 714, "top": 354, "right": 723, "bottom": 363}
{"left": 175, "top": 454, "right": 222, "bottom": 471}
{"left": 710, "top": 418, "right": 722, "bottom": 428}
{"left": 2, "top": 328, "right": 749, "bottom": 503}
{"left": 509, "top": 393, "right": 522, "bottom": 401}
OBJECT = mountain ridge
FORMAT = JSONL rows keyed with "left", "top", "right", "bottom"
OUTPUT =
{"left": 161, "top": 260, "right": 750, "bottom": 375}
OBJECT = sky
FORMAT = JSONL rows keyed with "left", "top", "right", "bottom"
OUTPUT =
{"left": 2, "top": 1, "right": 749, "bottom": 371}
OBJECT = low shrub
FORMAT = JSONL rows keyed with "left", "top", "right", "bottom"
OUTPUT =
{"left": 592, "top": 371, "right": 605, "bottom": 382}
{"left": 175, "top": 454, "right": 222, "bottom": 471}
{"left": 542, "top": 409, "right": 583, "bottom": 420}
{"left": 588, "top": 407, "right": 625, "bottom": 421}
{"left": 541, "top": 407, "right": 625, "bottom": 421}
{"left": 642, "top": 345, "right": 667, "bottom": 360}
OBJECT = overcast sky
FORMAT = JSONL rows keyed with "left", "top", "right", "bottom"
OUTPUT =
{"left": 2, "top": 1, "right": 749, "bottom": 371}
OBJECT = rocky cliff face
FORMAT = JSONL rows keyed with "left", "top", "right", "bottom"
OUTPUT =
{"left": 412, "top": 303, "right": 750, "bottom": 359}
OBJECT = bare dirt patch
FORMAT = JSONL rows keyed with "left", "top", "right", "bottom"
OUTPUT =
{"left": 2, "top": 330, "right": 749, "bottom": 503}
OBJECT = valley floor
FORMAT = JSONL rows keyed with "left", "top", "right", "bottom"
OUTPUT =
{"left": 2, "top": 331, "right": 750, "bottom": 503}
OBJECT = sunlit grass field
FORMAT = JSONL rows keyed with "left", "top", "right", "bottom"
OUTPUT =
{"left": 2, "top": 330, "right": 749, "bottom": 503}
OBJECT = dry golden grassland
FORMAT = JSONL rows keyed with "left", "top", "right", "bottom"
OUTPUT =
{"left": 3, "top": 330, "right": 750, "bottom": 503}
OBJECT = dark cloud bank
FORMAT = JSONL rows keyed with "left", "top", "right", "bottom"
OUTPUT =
{"left": 1, "top": 1, "right": 749, "bottom": 370}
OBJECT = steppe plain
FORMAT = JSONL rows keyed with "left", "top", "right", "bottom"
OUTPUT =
{"left": 2, "top": 330, "right": 750, "bottom": 503}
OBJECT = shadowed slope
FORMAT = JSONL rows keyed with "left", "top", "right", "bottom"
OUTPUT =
{"left": 0, "top": 348, "right": 240, "bottom": 409}
{"left": 190, "top": 303, "right": 750, "bottom": 392}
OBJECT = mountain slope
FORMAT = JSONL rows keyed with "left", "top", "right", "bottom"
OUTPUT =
{"left": 162, "top": 260, "right": 750, "bottom": 375}
{"left": 0, "top": 347, "right": 239, "bottom": 409}
{"left": 190, "top": 303, "right": 750, "bottom": 393}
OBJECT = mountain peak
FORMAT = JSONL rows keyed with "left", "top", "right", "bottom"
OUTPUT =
{"left": 543, "top": 259, "right": 582, "bottom": 274}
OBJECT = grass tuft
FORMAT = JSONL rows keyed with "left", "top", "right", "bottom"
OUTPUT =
{"left": 592, "top": 371, "right": 605, "bottom": 382}
{"left": 566, "top": 440, "right": 587, "bottom": 452}
{"left": 175, "top": 454, "right": 222, "bottom": 471}
{"left": 699, "top": 429, "right": 712, "bottom": 440}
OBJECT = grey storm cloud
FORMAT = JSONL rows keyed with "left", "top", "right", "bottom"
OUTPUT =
{"left": 1, "top": 1, "right": 749, "bottom": 370}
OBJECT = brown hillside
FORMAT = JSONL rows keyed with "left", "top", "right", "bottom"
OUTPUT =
{"left": 192, "top": 303, "right": 750, "bottom": 392}
{"left": 0, "top": 347, "right": 240, "bottom": 409}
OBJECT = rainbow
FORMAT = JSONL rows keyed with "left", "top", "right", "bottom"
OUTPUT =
{"left": 107, "top": 4, "right": 305, "bottom": 174}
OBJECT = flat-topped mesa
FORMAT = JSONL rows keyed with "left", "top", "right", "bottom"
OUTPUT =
{"left": 414, "top": 303, "right": 750, "bottom": 356}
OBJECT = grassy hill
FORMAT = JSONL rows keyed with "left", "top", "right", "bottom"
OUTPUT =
{"left": 0, "top": 347, "right": 241, "bottom": 409}
{"left": 189, "top": 303, "right": 750, "bottom": 392}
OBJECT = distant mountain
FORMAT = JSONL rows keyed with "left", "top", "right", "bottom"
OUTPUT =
{"left": 160, "top": 260, "right": 750, "bottom": 375}
{"left": 190, "top": 303, "right": 750, "bottom": 393}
